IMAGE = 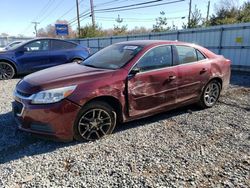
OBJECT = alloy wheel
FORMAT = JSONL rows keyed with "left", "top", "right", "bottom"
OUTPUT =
{"left": 78, "top": 108, "right": 112, "bottom": 141}
{"left": 0, "top": 62, "right": 15, "bottom": 79}
{"left": 203, "top": 82, "right": 220, "bottom": 107}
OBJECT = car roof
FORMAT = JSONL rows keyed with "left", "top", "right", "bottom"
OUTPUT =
{"left": 116, "top": 40, "right": 193, "bottom": 47}
{"left": 24, "top": 38, "right": 78, "bottom": 45}
{"left": 116, "top": 40, "right": 216, "bottom": 58}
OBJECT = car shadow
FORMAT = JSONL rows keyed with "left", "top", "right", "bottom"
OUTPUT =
{"left": 1, "top": 72, "right": 249, "bottom": 164}
{"left": 0, "top": 104, "right": 200, "bottom": 164}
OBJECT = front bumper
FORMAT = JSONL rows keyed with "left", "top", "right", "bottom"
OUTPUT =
{"left": 12, "top": 98, "right": 81, "bottom": 141}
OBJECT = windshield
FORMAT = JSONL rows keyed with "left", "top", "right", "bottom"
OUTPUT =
{"left": 82, "top": 44, "right": 143, "bottom": 70}
{"left": 8, "top": 41, "right": 27, "bottom": 51}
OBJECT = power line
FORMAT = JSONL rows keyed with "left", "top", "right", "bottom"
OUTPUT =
{"left": 96, "top": 0, "right": 164, "bottom": 12}
{"left": 68, "top": 0, "right": 166, "bottom": 25}
{"left": 32, "top": 0, "right": 55, "bottom": 22}
{"left": 56, "top": 0, "right": 122, "bottom": 24}
{"left": 57, "top": 0, "right": 84, "bottom": 20}
{"left": 69, "top": 0, "right": 185, "bottom": 26}
{"left": 20, "top": 0, "right": 55, "bottom": 34}
{"left": 70, "top": 14, "right": 90, "bottom": 26}
{"left": 96, "top": 16, "right": 186, "bottom": 22}
{"left": 94, "top": 0, "right": 185, "bottom": 13}
{"left": 39, "top": 0, "right": 66, "bottom": 23}
{"left": 68, "top": 11, "right": 90, "bottom": 25}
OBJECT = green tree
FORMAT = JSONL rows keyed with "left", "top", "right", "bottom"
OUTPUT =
{"left": 113, "top": 25, "right": 128, "bottom": 36}
{"left": 209, "top": 7, "right": 239, "bottom": 25}
{"left": 79, "top": 24, "right": 105, "bottom": 38}
{"left": 237, "top": 1, "right": 250, "bottom": 22}
{"left": 152, "top": 11, "right": 171, "bottom": 32}
{"left": 208, "top": 0, "right": 241, "bottom": 26}
{"left": 183, "top": 5, "right": 203, "bottom": 29}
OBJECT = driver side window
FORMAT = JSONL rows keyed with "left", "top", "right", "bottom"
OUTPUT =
{"left": 24, "top": 40, "right": 49, "bottom": 52}
{"left": 135, "top": 45, "right": 172, "bottom": 72}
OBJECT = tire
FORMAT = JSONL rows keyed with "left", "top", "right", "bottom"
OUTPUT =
{"left": 73, "top": 101, "right": 117, "bottom": 141}
{"left": 0, "top": 62, "right": 15, "bottom": 80}
{"left": 199, "top": 80, "right": 221, "bottom": 108}
{"left": 72, "top": 58, "right": 83, "bottom": 64}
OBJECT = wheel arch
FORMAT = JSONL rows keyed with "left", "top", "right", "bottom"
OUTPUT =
{"left": 84, "top": 95, "right": 123, "bottom": 123}
{"left": 200, "top": 77, "right": 223, "bottom": 98}
{"left": 208, "top": 77, "right": 223, "bottom": 89}
{"left": 0, "top": 59, "right": 18, "bottom": 74}
{"left": 71, "top": 56, "right": 84, "bottom": 62}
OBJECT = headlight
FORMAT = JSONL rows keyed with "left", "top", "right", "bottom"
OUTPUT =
{"left": 31, "top": 85, "right": 77, "bottom": 104}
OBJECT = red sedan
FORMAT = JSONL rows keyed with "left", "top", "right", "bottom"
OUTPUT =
{"left": 12, "top": 40, "right": 231, "bottom": 141}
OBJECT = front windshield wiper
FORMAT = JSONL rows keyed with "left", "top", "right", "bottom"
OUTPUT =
{"left": 83, "top": 63, "right": 100, "bottom": 68}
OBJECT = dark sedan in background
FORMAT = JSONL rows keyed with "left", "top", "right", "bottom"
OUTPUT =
{"left": 0, "top": 38, "right": 90, "bottom": 79}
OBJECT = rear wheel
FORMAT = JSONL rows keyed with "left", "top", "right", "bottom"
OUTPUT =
{"left": 74, "top": 101, "right": 117, "bottom": 141}
{"left": 72, "top": 58, "right": 83, "bottom": 64}
{"left": 199, "top": 80, "right": 221, "bottom": 108}
{"left": 0, "top": 62, "right": 15, "bottom": 80}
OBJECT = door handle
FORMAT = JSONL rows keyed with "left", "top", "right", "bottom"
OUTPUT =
{"left": 169, "top": 75, "right": 176, "bottom": 81}
{"left": 200, "top": 68, "right": 207, "bottom": 74}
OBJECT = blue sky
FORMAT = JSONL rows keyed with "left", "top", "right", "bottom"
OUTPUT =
{"left": 0, "top": 0, "right": 246, "bottom": 37}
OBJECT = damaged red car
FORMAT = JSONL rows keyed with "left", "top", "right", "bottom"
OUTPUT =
{"left": 12, "top": 40, "right": 231, "bottom": 141}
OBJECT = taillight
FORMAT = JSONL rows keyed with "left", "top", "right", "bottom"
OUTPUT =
{"left": 226, "top": 59, "right": 231, "bottom": 64}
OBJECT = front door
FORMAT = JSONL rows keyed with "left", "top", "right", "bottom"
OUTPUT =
{"left": 127, "top": 45, "right": 178, "bottom": 117}
{"left": 16, "top": 39, "right": 51, "bottom": 72}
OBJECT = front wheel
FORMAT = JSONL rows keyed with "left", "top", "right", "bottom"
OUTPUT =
{"left": 0, "top": 62, "right": 15, "bottom": 80}
{"left": 73, "top": 101, "right": 117, "bottom": 141}
{"left": 199, "top": 80, "right": 221, "bottom": 108}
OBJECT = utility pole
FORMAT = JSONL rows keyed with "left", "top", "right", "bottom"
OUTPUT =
{"left": 188, "top": 0, "right": 192, "bottom": 28}
{"left": 76, "top": 0, "right": 81, "bottom": 37}
{"left": 32, "top": 22, "right": 40, "bottom": 37}
{"left": 206, "top": 0, "right": 210, "bottom": 25}
{"left": 90, "top": 0, "right": 95, "bottom": 27}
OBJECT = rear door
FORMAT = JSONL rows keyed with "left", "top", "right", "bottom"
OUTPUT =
{"left": 127, "top": 45, "right": 178, "bottom": 117}
{"left": 50, "top": 40, "right": 77, "bottom": 65}
{"left": 15, "top": 39, "right": 51, "bottom": 72}
{"left": 175, "top": 45, "right": 210, "bottom": 103}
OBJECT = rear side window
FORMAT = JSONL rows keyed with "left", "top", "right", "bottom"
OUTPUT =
{"left": 176, "top": 46, "right": 206, "bottom": 64}
{"left": 136, "top": 45, "right": 172, "bottom": 72}
{"left": 51, "top": 40, "right": 77, "bottom": 50}
{"left": 196, "top": 50, "right": 206, "bottom": 61}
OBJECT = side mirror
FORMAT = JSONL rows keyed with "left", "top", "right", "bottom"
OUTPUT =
{"left": 129, "top": 67, "right": 141, "bottom": 75}
{"left": 17, "top": 47, "right": 28, "bottom": 53}
{"left": 23, "top": 47, "right": 29, "bottom": 52}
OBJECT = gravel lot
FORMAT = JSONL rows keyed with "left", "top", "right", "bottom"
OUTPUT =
{"left": 0, "top": 72, "right": 249, "bottom": 187}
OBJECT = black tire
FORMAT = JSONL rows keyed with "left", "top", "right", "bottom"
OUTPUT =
{"left": 199, "top": 80, "right": 221, "bottom": 108}
{"left": 0, "top": 62, "right": 15, "bottom": 80}
{"left": 73, "top": 101, "right": 117, "bottom": 141}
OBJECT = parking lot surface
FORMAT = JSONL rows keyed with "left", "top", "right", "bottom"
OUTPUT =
{"left": 0, "top": 73, "right": 249, "bottom": 187}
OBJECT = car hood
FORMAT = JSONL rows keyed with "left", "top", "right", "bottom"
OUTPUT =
{"left": 0, "top": 50, "right": 13, "bottom": 55}
{"left": 17, "top": 63, "right": 114, "bottom": 94}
